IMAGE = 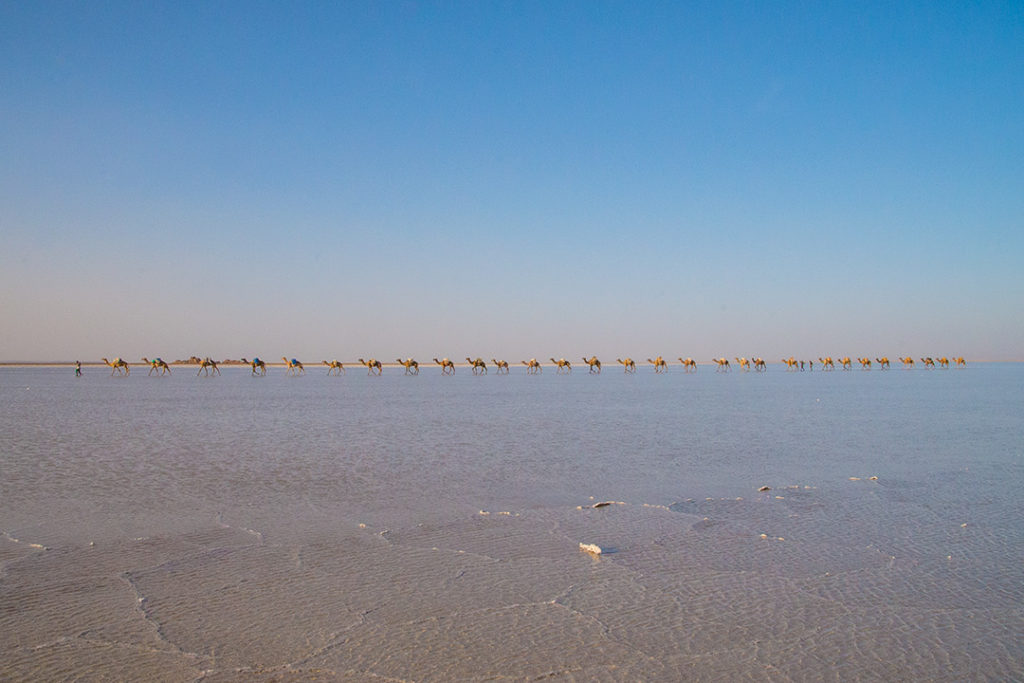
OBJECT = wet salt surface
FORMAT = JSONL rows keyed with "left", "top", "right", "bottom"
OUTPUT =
{"left": 1, "top": 364, "right": 1022, "bottom": 680}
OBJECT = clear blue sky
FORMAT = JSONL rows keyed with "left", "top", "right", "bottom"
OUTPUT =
{"left": 2, "top": 1, "right": 1022, "bottom": 362}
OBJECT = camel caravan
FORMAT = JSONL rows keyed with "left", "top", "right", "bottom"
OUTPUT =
{"left": 87, "top": 355, "right": 967, "bottom": 377}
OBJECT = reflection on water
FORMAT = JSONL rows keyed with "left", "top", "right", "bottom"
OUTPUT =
{"left": 2, "top": 365, "right": 1022, "bottom": 680}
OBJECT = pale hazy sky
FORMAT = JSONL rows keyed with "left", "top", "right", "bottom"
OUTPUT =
{"left": 2, "top": 2, "right": 1022, "bottom": 362}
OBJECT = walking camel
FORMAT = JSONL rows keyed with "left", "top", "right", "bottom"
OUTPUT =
{"left": 198, "top": 357, "right": 221, "bottom": 376}
{"left": 434, "top": 358, "right": 455, "bottom": 375}
{"left": 899, "top": 357, "right": 915, "bottom": 369}
{"left": 712, "top": 358, "right": 731, "bottom": 372}
{"left": 752, "top": 358, "right": 767, "bottom": 372}
{"left": 521, "top": 359, "right": 542, "bottom": 374}
{"left": 141, "top": 357, "right": 171, "bottom": 376}
{"left": 550, "top": 358, "right": 572, "bottom": 374}
{"left": 282, "top": 357, "right": 304, "bottom": 376}
{"left": 466, "top": 357, "right": 487, "bottom": 375}
{"left": 323, "top": 360, "right": 346, "bottom": 375}
{"left": 617, "top": 358, "right": 636, "bottom": 373}
{"left": 396, "top": 358, "right": 419, "bottom": 375}
{"left": 875, "top": 357, "right": 890, "bottom": 370}
{"left": 819, "top": 357, "right": 835, "bottom": 371}
{"left": 241, "top": 358, "right": 266, "bottom": 376}
{"left": 858, "top": 358, "right": 872, "bottom": 370}
{"left": 359, "top": 358, "right": 382, "bottom": 375}
{"left": 678, "top": 358, "right": 697, "bottom": 373}
{"left": 491, "top": 359, "right": 510, "bottom": 374}
{"left": 647, "top": 357, "right": 668, "bottom": 373}
{"left": 102, "top": 357, "right": 130, "bottom": 376}
{"left": 735, "top": 357, "right": 751, "bottom": 372}
{"left": 583, "top": 356, "right": 602, "bottom": 373}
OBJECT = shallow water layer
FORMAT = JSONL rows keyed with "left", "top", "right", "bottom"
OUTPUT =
{"left": 1, "top": 364, "right": 1022, "bottom": 680}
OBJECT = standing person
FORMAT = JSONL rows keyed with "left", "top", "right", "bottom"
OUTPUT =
{"left": 75, "top": 360, "right": 82, "bottom": 377}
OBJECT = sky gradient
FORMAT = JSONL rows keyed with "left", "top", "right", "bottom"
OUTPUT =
{"left": 2, "top": 1, "right": 1022, "bottom": 362}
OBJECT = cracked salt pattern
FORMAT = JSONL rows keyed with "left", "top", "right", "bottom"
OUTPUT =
{"left": 1, "top": 364, "right": 1022, "bottom": 680}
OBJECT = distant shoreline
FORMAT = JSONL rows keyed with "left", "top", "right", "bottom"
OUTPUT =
{"left": 0, "top": 359, "right": 1017, "bottom": 367}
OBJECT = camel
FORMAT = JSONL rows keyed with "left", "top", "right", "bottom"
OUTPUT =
{"left": 323, "top": 360, "right": 346, "bottom": 375}
{"left": 647, "top": 357, "right": 668, "bottom": 373}
{"left": 617, "top": 358, "right": 637, "bottom": 373}
{"left": 677, "top": 358, "right": 697, "bottom": 373}
{"left": 582, "top": 356, "right": 602, "bottom": 374}
{"left": 839, "top": 357, "right": 853, "bottom": 371}
{"left": 920, "top": 357, "right": 936, "bottom": 369}
{"left": 241, "top": 358, "right": 266, "bottom": 376}
{"left": 955, "top": 357, "right": 967, "bottom": 367}
{"left": 101, "top": 357, "right": 130, "bottom": 376}
{"left": 735, "top": 357, "right": 751, "bottom": 372}
{"left": 141, "top": 357, "right": 171, "bottom": 376}
{"left": 281, "top": 357, "right": 304, "bottom": 376}
{"left": 818, "top": 357, "right": 835, "bottom": 371}
{"left": 937, "top": 357, "right": 950, "bottom": 369}
{"left": 875, "top": 357, "right": 890, "bottom": 370}
{"left": 781, "top": 357, "right": 799, "bottom": 371}
{"left": 197, "top": 357, "right": 221, "bottom": 376}
{"left": 858, "top": 357, "right": 872, "bottom": 370}
{"left": 434, "top": 357, "right": 455, "bottom": 375}
{"left": 396, "top": 358, "right": 419, "bottom": 375}
{"left": 491, "top": 359, "right": 510, "bottom": 374}
{"left": 752, "top": 357, "right": 766, "bottom": 372}
{"left": 899, "top": 356, "right": 915, "bottom": 369}
{"left": 359, "top": 358, "right": 382, "bottom": 375}
{"left": 549, "top": 358, "right": 572, "bottom": 373}
{"left": 712, "top": 358, "right": 730, "bottom": 372}
{"left": 466, "top": 357, "right": 488, "bottom": 375}
{"left": 521, "top": 359, "right": 542, "bottom": 374}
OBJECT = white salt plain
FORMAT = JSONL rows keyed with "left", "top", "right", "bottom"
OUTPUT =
{"left": 1, "top": 363, "right": 1021, "bottom": 680}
